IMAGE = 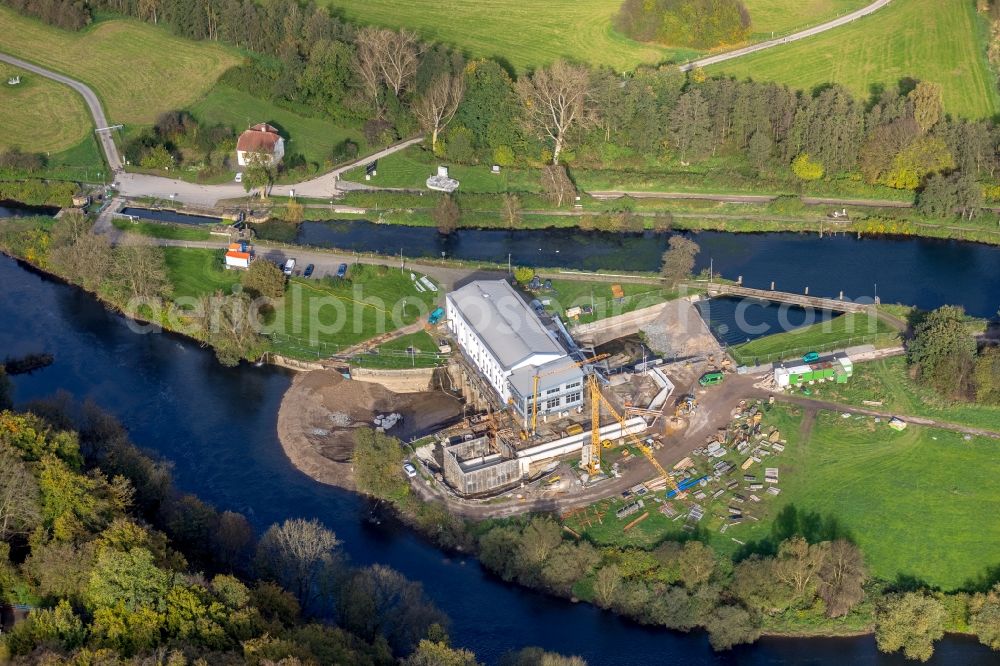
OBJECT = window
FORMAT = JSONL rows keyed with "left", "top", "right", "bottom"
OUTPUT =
{"left": 545, "top": 387, "right": 560, "bottom": 395}
{"left": 565, "top": 381, "right": 581, "bottom": 390}
{"left": 564, "top": 391, "right": 582, "bottom": 404}
{"left": 545, "top": 398, "right": 561, "bottom": 410}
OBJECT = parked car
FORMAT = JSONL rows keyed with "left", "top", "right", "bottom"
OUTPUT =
{"left": 698, "top": 371, "right": 724, "bottom": 387}
{"left": 234, "top": 172, "right": 243, "bottom": 183}
{"left": 802, "top": 351, "right": 820, "bottom": 363}
{"left": 283, "top": 259, "right": 296, "bottom": 276}
{"left": 336, "top": 263, "right": 348, "bottom": 278}
{"left": 303, "top": 263, "right": 315, "bottom": 278}
{"left": 402, "top": 462, "right": 417, "bottom": 478}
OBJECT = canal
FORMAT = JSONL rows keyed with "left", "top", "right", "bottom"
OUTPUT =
{"left": 1, "top": 254, "right": 996, "bottom": 664}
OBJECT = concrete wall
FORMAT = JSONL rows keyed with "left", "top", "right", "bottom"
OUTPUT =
{"left": 443, "top": 437, "right": 522, "bottom": 496}
{"left": 572, "top": 302, "right": 672, "bottom": 346}
{"left": 515, "top": 416, "right": 648, "bottom": 474}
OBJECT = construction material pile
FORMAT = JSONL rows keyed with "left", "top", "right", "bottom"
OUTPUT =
{"left": 374, "top": 412, "right": 403, "bottom": 431}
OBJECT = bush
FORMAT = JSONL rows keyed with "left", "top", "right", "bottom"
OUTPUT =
{"left": 615, "top": 0, "right": 750, "bottom": 49}
{"left": 791, "top": 153, "right": 824, "bottom": 181}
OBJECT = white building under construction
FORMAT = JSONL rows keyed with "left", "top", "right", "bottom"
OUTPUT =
{"left": 446, "top": 280, "right": 584, "bottom": 424}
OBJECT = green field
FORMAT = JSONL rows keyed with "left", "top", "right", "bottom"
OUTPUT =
{"left": 0, "top": 63, "right": 91, "bottom": 153}
{"left": 711, "top": 0, "right": 999, "bottom": 118}
{"left": 542, "top": 279, "right": 675, "bottom": 325}
{"left": 343, "top": 145, "right": 540, "bottom": 193}
{"left": 749, "top": 409, "right": 999, "bottom": 590}
{"left": 0, "top": 7, "right": 239, "bottom": 125}
{"left": 351, "top": 330, "right": 445, "bottom": 369}
{"left": 163, "top": 248, "right": 241, "bottom": 299}
{"left": 320, "top": 0, "right": 868, "bottom": 71}
{"left": 114, "top": 219, "right": 213, "bottom": 242}
{"left": 731, "top": 312, "right": 899, "bottom": 364}
{"left": 803, "top": 356, "right": 1000, "bottom": 432}
{"left": 188, "top": 86, "right": 367, "bottom": 169}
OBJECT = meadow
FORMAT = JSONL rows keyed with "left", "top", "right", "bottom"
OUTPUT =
{"left": 710, "top": 0, "right": 999, "bottom": 119}
{"left": 0, "top": 62, "right": 91, "bottom": 153}
{"left": 319, "top": 0, "right": 864, "bottom": 72}
{"left": 730, "top": 312, "right": 899, "bottom": 364}
{"left": 0, "top": 7, "right": 239, "bottom": 125}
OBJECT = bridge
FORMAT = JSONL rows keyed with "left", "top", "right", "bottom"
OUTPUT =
{"left": 690, "top": 282, "right": 872, "bottom": 314}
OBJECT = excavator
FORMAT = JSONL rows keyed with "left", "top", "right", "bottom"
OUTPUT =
{"left": 586, "top": 374, "right": 685, "bottom": 499}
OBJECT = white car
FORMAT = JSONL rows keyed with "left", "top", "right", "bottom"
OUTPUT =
{"left": 283, "top": 259, "right": 296, "bottom": 276}
{"left": 402, "top": 462, "right": 417, "bottom": 478}
{"left": 234, "top": 172, "right": 243, "bottom": 183}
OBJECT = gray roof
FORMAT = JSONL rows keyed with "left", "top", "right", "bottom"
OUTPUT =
{"left": 509, "top": 356, "right": 585, "bottom": 399}
{"left": 448, "top": 280, "right": 564, "bottom": 369}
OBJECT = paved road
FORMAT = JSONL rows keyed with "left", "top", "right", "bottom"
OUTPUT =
{"left": 590, "top": 190, "right": 912, "bottom": 210}
{"left": 680, "top": 0, "right": 893, "bottom": 72}
{"left": 0, "top": 52, "right": 121, "bottom": 171}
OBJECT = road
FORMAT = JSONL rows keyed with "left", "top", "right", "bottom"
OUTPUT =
{"left": 0, "top": 52, "right": 121, "bottom": 172}
{"left": 590, "top": 190, "right": 912, "bottom": 210}
{"left": 680, "top": 0, "right": 893, "bottom": 72}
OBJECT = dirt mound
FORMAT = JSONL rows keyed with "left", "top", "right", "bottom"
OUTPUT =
{"left": 277, "top": 370, "right": 461, "bottom": 489}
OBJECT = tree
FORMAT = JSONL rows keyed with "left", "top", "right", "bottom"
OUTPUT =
{"left": 676, "top": 540, "right": 716, "bottom": 588}
{"left": 875, "top": 592, "right": 946, "bottom": 662}
{"left": 974, "top": 346, "right": 1000, "bottom": 404}
{"left": 455, "top": 59, "right": 522, "bottom": 158}
{"left": 593, "top": 564, "right": 622, "bottom": 608}
{"left": 909, "top": 81, "right": 944, "bottom": 133}
{"left": 772, "top": 537, "right": 825, "bottom": 601}
{"left": 241, "top": 258, "right": 286, "bottom": 300}
{"left": 406, "top": 639, "right": 481, "bottom": 666}
{"left": 414, "top": 72, "right": 466, "bottom": 152}
{"left": 354, "top": 27, "right": 423, "bottom": 113}
{"left": 501, "top": 193, "right": 523, "bottom": 229}
{"left": 501, "top": 647, "right": 587, "bottom": 666}
{"left": 196, "top": 292, "right": 267, "bottom": 367}
{"left": 669, "top": 89, "right": 712, "bottom": 161}
{"left": 660, "top": 236, "right": 700, "bottom": 287}
{"left": 513, "top": 267, "right": 535, "bottom": 285}
{"left": 907, "top": 306, "right": 977, "bottom": 398}
{"left": 882, "top": 135, "right": 954, "bottom": 190}
{"left": 111, "top": 235, "right": 170, "bottom": 305}
{"left": 817, "top": 539, "right": 867, "bottom": 617}
{"left": 516, "top": 60, "right": 595, "bottom": 164}
{"left": 255, "top": 518, "right": 341, "bottom": 609}
{"left": 352, "top": 429, "right": 409, "bottom": 500}
{"left": 433, "top": 195, "right": 461, "bottom": 235}
{"left": 0, "top": 447, "right": 41, "bottom": 540}
{"left": 517, "top": 517, "right": 563, "bottom": 567}
{"left": 243, "top": 150, "right": 275, "bottom": 199}
{"left": 704, "top": 603, "right": 761, "bottom": 651}
{"left": 542, "top": 541, "right": 599, "bottom": 592}
{"left": 49, "top": 231, "right": 114, "bottom": 292}
{"left": 791, "top": 153, "right": 824, "bottom": 181}
{"left": 540, "top": 164, "right": 576, "bottom": 207}
{"left": 971, "top": 583, "right": 1000, "bottom": 650}
{"left": 87, "top": 546, "right": 170, "bottom": 611}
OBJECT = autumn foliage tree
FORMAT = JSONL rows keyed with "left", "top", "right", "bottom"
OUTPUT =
{"left": 516, "top": 60, "right": 595, "bottom": 164}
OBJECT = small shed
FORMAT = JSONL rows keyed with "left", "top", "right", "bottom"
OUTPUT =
{"left": 225, "top": 241, "right": 254, "bottom": 270}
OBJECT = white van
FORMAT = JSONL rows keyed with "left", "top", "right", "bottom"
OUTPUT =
{"left": 283, "top": 258, "right": 296, "bottom": 276}
{"left": 234, "top": 172, "right": 243, "bottom": 183}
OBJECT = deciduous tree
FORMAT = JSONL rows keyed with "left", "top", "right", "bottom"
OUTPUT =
{"left": 255, "top": 518, "right": 341, "bottom": 609}
{"left": 875, "top": 592, "right": 946, "bottom": 662}
{"left": 660, "top": 236, "right": 700, "bottom": 287}
{"left": 907, "top": 306, "right": 977, "bottom": 398}
{"left": 432, "top": 195, "right": 461, "bottom": 234}
{"left": 817, "top": 539, "right": 867, "bottom": 617}
{"left": 540, "top": 164, "right": 576, "bottom": 207}
{"left": 241, "top": 258, "right": 286, "bottom": 300}
{"left": 516, "top": 60, "right": 595, "bottom": 164}
{"left": 414, "top": 72, "right": 466, "bottom": 153}
{"left": 502, "top": 193, "right": 523, "bottom": 229}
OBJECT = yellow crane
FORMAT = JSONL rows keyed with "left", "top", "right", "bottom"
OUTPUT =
{"left": 587, "top": 374, "right": 685, "bottom": 498}
{"left": 530, "top": 353, "right": 610, "bottom": 435}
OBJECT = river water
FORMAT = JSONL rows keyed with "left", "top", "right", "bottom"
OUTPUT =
{"left": 1, "top": 255, "right": 996, "bottom": 664}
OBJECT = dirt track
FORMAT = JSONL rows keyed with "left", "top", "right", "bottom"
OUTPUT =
{"left": 276, "top": 370, "right": 461, "bottom": 489}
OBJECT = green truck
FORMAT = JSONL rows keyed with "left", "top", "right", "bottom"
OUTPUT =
{"left": 699, "top": 371, "right": 725, "bottom": 386}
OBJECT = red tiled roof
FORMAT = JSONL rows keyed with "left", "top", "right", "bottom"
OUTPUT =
{"left": 226, "top": 251, "right": 251, "bottom": 261}
{"left": 237, "top": 124, "right": 281, "bottom": 153}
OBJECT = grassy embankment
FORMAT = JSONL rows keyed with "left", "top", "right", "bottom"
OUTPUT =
{"left": 566, "top": 403, "right": 1000, "bottom": 592}
{"left": 730, "top": 312, "right": 900, "bottom": 365}
{"left": 711, "top": 0, "right": 999, "bottom": 119}
{"left": 540, "top": 279, "right": 677, "bottom": 326}
{"left": 163, "top": 248, "right": 441, "bottom": 364}
{"left": 0, "top": 62, "right": 90, "bottom": 153}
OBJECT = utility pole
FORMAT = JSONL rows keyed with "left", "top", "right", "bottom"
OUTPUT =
{"left": 508, "top": 253, "right": 511, "bottom": 275}
{"left": 709, "top": 257, "right": 714, "bottom": 283}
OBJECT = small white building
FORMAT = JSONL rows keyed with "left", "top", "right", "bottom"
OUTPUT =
{"left": 446, "top": 280, "right": 583, "bottom": 424}
{"left": 427, "top": 165, "right": 459, "bottom": 193}
{"left": 236, "top": 123, "right": 285, "bottom": 167}
{"left": 224, "top": 241, "right": 254, "bottom": 270}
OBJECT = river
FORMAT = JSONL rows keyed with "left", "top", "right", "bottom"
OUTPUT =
{"left": 1, "top": 258, "right": 996, "bottom": 664}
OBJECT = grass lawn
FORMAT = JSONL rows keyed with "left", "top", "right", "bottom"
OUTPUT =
{"left": 188, "top": 86, "right": 367, "bottom": 169}
{"left": 731, "top": 312, "right": 899, "bottom": 364}
{"left": 740, "top": 408, "right": 1000, "bottom": 590}
{"left": 0, "top": 7, "right": 239, "bottom": 124}
{"left": 269, "top": 263, "right": 438, "bottom": 358}
{"left": 113, "top": 218, "right": 213, "bottom": 242}
{"left": 745, "top": 0, "right": 869, "bottom": 39}
{"left": 343, "top": 145, "right": 540, "bottom": 193}
{"left": 163, "top": 247, "right": 240, "bottom": 299}
{"left": 350, "top": 330, "right": 446, "bottom": 369}
{"left": 802, "top": 356, "right": 1000, "bottom": 432}
{"left": 710, "top": 0, "right": 999, "bottom": 118}
{"left": 538, "top": 279, "right": 676, "bottom": 326}
{"left": 0, "top": 63, "right": 91, "bottom": 153}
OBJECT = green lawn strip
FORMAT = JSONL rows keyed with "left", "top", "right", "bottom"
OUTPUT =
{"left": 710, "top": 0, "right": 999, "bottom": 119}
{"left": 731, "top": 312, "right": 899, "bottom": 365}
{"left": 268, "top": 263, "right": 438, "bottom": 359}
{"left": 187, "top": 86, "right": 368, "bottom": 172}
{"left": 113, "top": 218, "right": 212, "bottom": 241}
{"left": 801, "top": 356, "right": 1000, "bottom": 432}
{"left": 350, "top": 330, "right": 445, "bottom": 369}
{"left": 534, "top": 279, "right": 676, "bottom": 325}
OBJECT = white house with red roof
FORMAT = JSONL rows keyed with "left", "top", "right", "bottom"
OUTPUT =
{"left": 236, "top": 123, "right": 285, "bottom": 167}
{"left": 225, "top": 241, "right": 254, "bottom": 270}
